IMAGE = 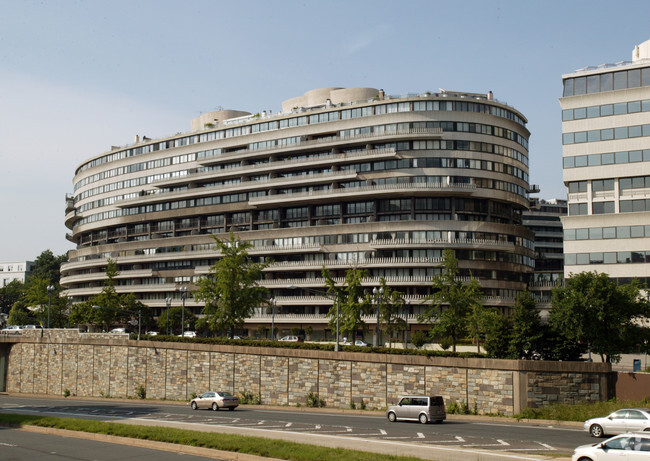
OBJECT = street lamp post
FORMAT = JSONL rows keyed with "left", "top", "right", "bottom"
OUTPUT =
{"left": 47, "top": 285, "right": 55, "bottom": 328}
{"left": 165, "top": 297, "right": 172, "bottom": 335}
{"left": 178, "top": 286, "right": 188, "bottom": 337}
{"left": 67, "top": 296, "right": 73, "bottom": 328}
{"left": 288, "top": 285, "right": 340, "bottom": 352}
{"left": 404, "top": 302, "right": 409, "bottom": 349}
{"left": 270, "top": 298, "right": 275, "bottom": 340}
{"left": 372, "top": 286, "right": 384, "bottom": 347}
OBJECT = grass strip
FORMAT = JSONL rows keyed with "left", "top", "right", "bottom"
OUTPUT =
{"left": 0, "top": 413, "right": 424, "bottom": 461}
{"left": 516, "top": 398, "right": 650, "bottom": 422}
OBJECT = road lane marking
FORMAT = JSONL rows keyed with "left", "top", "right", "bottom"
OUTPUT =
{"left": 497, "top": 439, "right": 509, "bottom": 445}
{"left": 379, "top": 429, "right": 387, "bottom": 435}
{"left": 285, "top": 422, "right": 292, "bottom": 427}
{"left": 119, "top": 418, "right": 548, "bottom": 461}
{"left": 455, "top": 436, "right": 465, "bottom": 442}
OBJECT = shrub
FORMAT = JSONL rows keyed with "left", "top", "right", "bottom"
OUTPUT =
{"left": 411, "top": 331, "right": 428, "bottom": 349}
{"left": 63, "top": 388, "right": 71, "bottom": 398}
{"left": 306, "top": 392, "right": 325, "bottom": 408}
{"left": 239, "top": 390, "right": 261, "bottom": 405}
{"left": 136, "top": 384, "right": 146, "bottom": 399}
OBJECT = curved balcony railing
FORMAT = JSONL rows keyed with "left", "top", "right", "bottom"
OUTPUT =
{"left": 114, "top": 170, "right": 359, "bottom": 207}
{"left": 249, "top": 181, "right": 477, "bottom": 206}
{"left": 197, "top": 129, "right": 441, "bottom": 167}
{"left": 370, "top": 238, "right": 515, "bottom": 250}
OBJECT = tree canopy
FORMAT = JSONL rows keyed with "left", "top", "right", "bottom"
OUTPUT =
{"left": 420, "top": 249, "right": 483, "bottom": 352}
{"left": 549, "top": 271, "right": 650, "bottom": 362}
{"left": 323, "top": 266, "right": 370, "bottom": 341}
{"left": 194, "top": 233, "right": 269, "bottom": 337}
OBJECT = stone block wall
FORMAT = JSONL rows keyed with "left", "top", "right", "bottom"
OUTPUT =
{"left": 527, "top": 371, "right": 601, "bottom": 408}
{"left": 1, "top": 330, "right": 612, "bottom": 416}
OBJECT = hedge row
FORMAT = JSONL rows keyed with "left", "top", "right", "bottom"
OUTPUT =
{"left": 136, "top": 334, "right": 484, "bottom": 359}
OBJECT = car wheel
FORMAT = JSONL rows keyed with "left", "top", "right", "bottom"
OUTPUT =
{"left": 387, "top": 412, "right": 397, "bottom": 422}
{"left": 589, "top": 424, "right": 604, "bottom": 438}
{"left": 191, "top": 401, "right": 198, "bottom": 410}
{"left": 228, "top": 407, "right": 235, "bottom": 411}
{"left": 419, "top": 413, "right": 428, "bottom": 424}
{"left": 212, "top": 402, "right": 219, "bottom": 411}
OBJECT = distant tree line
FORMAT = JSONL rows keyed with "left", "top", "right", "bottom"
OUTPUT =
{"left": 3, "top": 245, "right": 649, "bottom": 363}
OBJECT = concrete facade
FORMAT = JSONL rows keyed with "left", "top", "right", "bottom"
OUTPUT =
{"left": 61, "top": 86, "right": 534, "bottom": 342}
{"left": 561, "top": 39, "right": 650, "bottom": 283}
{"left": 1, "top": 330, "right": 611, "bottom": 415}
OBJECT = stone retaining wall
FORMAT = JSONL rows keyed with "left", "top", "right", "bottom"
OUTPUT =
{"left": 1, "top": 330, "right": 611, "bottom": 415}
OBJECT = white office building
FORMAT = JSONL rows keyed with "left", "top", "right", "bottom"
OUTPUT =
{"left": 561, "top": 39, "right": 650, "bottom": 284}
{"left": 0, "top": 261, "right": 34, "bottom": 287}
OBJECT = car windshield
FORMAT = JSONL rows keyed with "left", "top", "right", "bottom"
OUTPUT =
{"left": 217, "top": 392, "right": 232, "bottom": 397}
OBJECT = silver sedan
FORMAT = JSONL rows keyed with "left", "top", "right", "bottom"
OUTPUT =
{"left": 190, "top": 391, "right": 239, "bottom": 411}
{"left": 584, "top": 408, "right": 650, "bottom": 437}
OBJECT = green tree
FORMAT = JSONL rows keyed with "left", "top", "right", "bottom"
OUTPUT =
{"left": 31, "top": 250, "right": 67, "bottom": 285}
{"left": 323, "top": 266, "right": 370, "bottom": 341}
{"left": 549, "top": 271, "right": 650, "bottom": 363}
{"left": 508, "top": 291, "right": 544, "bottom": 359}
{"left": 482, "top": 311, "right": 511, "bottom": 358}
{"left": 194, "top": 233, "right": 269, "bottom": 338}
{"left": 376, "top": 277, "right": 406, "bottom": 348}
{"left": 411, "top": 330, "right": 429, "bottom": 349}
{"left": 160, "top": 306, "right": 197, "bottom": 335}
{"left": 88, "top": 259, "right": 122, "bottom": 331}
{"left": 420, "top": 249, "right": 483, "bottom": 352}
{"left": 0, "top": 280, "right": 25, "bottom": 314}
{"left": 7, "top": 301, "right": 34, "bottom": 326}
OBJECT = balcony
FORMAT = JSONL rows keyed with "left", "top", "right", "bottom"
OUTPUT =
{"left": 249, "top": 182, "right": 477, "bottom": 207}
{"left": 196, "top": 129, "right": 441, "bottom": 167}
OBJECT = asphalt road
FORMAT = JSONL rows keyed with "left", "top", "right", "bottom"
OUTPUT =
{"left": 0, "top": 395, "right": 589, "bottom": 459}
{"left": 0, "top": 425, "right": 225, "bottom": 460}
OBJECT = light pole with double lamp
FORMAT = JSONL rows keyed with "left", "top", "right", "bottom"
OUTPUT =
{"left": 287, "top": 285, "right": 341, "bottom": 351}
{"left": 92, "top": 305, "right": 142, "bottom": 340}
{"left": 46, "top": 285, "right": 55, "bottom": 328}
{"left": 178, "top": 286, "right": 189, "bottom": 337}
{"left": 372, "top": 286, "right": 384, "bottom": 347}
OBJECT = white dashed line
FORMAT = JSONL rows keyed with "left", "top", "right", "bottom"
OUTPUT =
{"left": 417, "top": 432, "right": 425, "bottom": 438}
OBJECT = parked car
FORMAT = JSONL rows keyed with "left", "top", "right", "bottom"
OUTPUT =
{"left": 145, "top": 331, "right": 158, "bottom": 336}
{"left": 190, "top": 391, "right": 239, "bottom": 411}
{"left": 386, "top": 395, "right": 446, "bottom": 424}
{"left": 109, "top": 328, "right": 127, "bottom": 334}
{"left": 1, "top": 325, "right": 23, "bottom": 334}
{"left": 178, "top": 331, "right": 196, "bottom": 338}
{"left": 342, "top": 339, "right": 369, "bottom": 347}
{"left": 279, "top": 335, "right": 301, "bottom": 342}
{"left": 572, "top": 432, "right": 650, "bottom": 460}
{"left": 584, "top": 408, "right": 650, "bottom": 437}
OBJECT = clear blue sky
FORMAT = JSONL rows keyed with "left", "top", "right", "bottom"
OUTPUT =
{"left": 1, "top": 0, "right": 649, "bottom": 261}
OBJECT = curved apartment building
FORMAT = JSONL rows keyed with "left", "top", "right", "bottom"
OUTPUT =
{"left": 61, "top": 87, "right": 534, "bottom": 340}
